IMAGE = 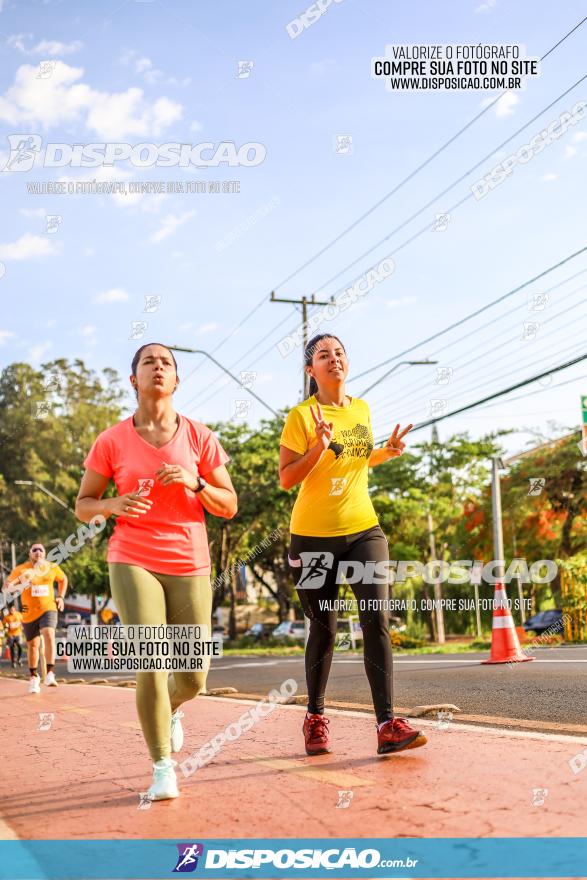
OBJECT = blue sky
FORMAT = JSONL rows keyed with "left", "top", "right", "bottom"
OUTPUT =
{"left": 0, "top": 0, "right": 586, "bottom": 458}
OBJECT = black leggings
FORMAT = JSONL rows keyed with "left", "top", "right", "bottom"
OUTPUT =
{"left": 288, "top": 525, "right": 393, "bottom": 724}
{"left": 8, "top": 637, "right": 22, "bottom": 664}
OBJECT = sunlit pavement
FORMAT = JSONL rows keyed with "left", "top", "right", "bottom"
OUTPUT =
{"left": 1, "top": 678, "right": 586, "bottom": 841}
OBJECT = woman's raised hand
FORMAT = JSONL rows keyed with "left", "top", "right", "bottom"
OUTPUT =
{"left": 309, "top": 402, "right": 334, "bottom": 451}
{"left": 384, "top": 423, "right": 413, "bottom": 457}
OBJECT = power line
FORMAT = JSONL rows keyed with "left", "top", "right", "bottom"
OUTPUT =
{"left": 474, "top": 374, "right": 587, "bottom": 412}
{"left": 369, "top": 266, "right": 587, "bottom": 413}
{"left": 177, "top": 294, "right": 273, "bottom": 387}
{"left": 174, "top": 17, "right": 587, "bottom": 396}
{"left": 270, "top": 15, "right": 587, "bottom": 293}
{"left": 183, "top": 295, "right": 332, "bottom": 414}
{"left": 351, "top": 243, "right": 587, "bottom": 384}
{"left": 312, "top": 73, "right": 587, "bottom": 302}
{"left": 177, "top": 308, "right": 298, "bottom": 413}
{"left": 370, "top": 285, "right": 587, "bottom": 421}
{"left": 373, "top": 335, "right": 587, "bottom": 435}
{"left": 374, "top": 351, "right": 587, "bottom": 441}
{"left": 270, "top": 291, "right": 335, "bottom": 398}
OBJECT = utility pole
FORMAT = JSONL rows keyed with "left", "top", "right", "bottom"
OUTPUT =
{"left": 270, "top": 293, "right": 334, "bottom": 399}
{"left": 427, "top": 511, "right": 445, "bottom": 643}
{"left": 491, "top": 456, "right": 506, "bottom": 584}
{"left": 511, "top": 521, "right": 526, "bottom": 624}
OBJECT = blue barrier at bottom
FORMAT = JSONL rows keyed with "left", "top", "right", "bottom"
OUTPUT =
{"left": 0, "top": 837, "right": 586, "bottom": 880}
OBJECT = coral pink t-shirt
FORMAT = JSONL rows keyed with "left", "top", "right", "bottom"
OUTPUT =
{"left": 84, "top": 415, "right": 230, "bottom": 576}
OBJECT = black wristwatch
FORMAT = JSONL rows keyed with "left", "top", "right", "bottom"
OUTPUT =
{"left": 194, "top": 476, "right": 207, "bottom": 493}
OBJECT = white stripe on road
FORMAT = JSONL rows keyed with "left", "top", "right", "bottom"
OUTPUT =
{"left": 206, "top": 696, "right": 587, "bottom": 745}
{"left": 210, "top": 656, "right": 587, "bottom": 670}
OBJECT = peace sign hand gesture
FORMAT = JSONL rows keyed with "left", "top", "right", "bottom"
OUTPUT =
{"left": 384, "top": 423, "right": 413, "bottom": 458}
{"left": 309, "top": 402, "right": 334, "bottom": 451}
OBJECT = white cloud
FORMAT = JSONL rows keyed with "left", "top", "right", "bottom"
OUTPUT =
{"left": 6, "top": 34, "right": 33, "bottom": 53}
{"left": 0, "top": 233, "right": 60, "bottom": 260}
{"left": 138, "top": 192, "right": 168, "bottom": 214}
{"left": 95, "top": 287, "right": 129, "bottom": 304}
{"left": 59, "top": 165, "right": 168, "bottom": 211}
{"left": 29, "top": 341, "right": 51, "bottom": 362}
{"left": 495, "top": 91, "right": 518, "bottom": 117}
{"left": 197, "top": 322, "right": 219, "bottom": 335}
{"left": 386, "top": 296, "right": 418, "bottom": 309}
{"left": 0, "top": 330, "right": 15, "bottom": 346}
{"left": 572, "top": 131, "right": 587, "bottom": 143}
{"left": 86, "top": 90, "right": 182, "bottom": 140}
{"left": 32, "top": 39, "right": 84, "bottom": 56}
{"left": 565, "top": 145, "right": 578, "bottom": 159}
{"left": 189, "top": 120, "right": 202, "bottom": 133}
{"left": 19, "top": 207, "right": 46, "bottom": 218}
{"left": 475, "top": 0, "right": 497, "bottom": 11}
{"left": 79, "top": 324, "right": 97, "bottom": 345}
{"left": 541, "top": 172, "right": 558, "bottom": 182}
{"left": 481, "top": 90, "right": 519, "bottom": 117}
{"left": 120, "top": 49, "right": 191, "bottom": 87}
{"left": 150, "top": 210, "right": 196, "bottom": 243}
{"left": 309, "top": 59, "right": 337, "bottom": 76}
{"left": 7, "top": 34, "right": 83, "bottom": 55}
{"left": 0, "top": 62, "right": 183, "bottom": 139}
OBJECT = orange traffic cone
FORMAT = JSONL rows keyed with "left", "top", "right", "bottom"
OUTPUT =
{"left": 482, "top": 581, "right": 534, "bottom": 664}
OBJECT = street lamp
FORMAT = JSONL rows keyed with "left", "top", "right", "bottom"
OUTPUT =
{"left": 14, "top": 480, "right": 76, "bottom": 515}
{"left": 359, "top": 360, "right": 438, "bottom": 397}
{"left": 168, "top": 346, "right": 279, "bottom": 417}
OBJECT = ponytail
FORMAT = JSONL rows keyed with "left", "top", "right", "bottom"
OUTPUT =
{"left": 308, "top": 376, "right": 318, "bottom": 397}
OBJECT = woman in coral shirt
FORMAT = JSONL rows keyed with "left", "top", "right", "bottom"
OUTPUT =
{"left": 75, "top": 342, "right": 237, "bottom": 801}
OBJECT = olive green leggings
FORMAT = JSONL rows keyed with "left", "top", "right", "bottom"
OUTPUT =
{"left": 109, "top": 562, "right": 212, "bottom": 762}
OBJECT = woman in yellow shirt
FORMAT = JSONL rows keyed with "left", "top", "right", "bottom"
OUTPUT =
{"left": 279, "top": 334, "right": 428, "bottom": 757}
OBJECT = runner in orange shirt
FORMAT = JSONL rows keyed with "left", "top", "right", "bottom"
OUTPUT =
{"left": 3, "top": 606, "right": 24, "bottom": 668}
{"left": 4, "top": 544, "right": 67, "bottom": 692}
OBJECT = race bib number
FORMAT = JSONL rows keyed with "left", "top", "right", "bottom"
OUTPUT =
{"left": 31, "top": 584, "right": 50, "bottom": 597}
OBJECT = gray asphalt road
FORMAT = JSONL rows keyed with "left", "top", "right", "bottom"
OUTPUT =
{"left": 204, "top": 646, "right": 587, "bottom": 729}
{"left": 4, "top": 646, "right": 586, "bottom": 731}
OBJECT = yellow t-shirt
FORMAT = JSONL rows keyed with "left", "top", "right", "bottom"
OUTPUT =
{"left": 6, "top": 562, "right": 65, "bottom": 624}
{"left": 280, "top": 395, "right": 379, "bottom": 537}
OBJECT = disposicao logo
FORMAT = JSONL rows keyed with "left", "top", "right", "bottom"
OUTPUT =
{"left": 173, "top": 843, "right": 204, "bottom": 873}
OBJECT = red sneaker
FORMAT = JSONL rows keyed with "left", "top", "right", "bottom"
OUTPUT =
{"left": 303, "top": 713, "right": 332, "bottom": 755}
{"left": 377, "top": 717, "right": 427, "bottom": 754}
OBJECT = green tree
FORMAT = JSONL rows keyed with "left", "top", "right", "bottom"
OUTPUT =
{"left": 0, "top": 358, "right": 125, "bottom": 592}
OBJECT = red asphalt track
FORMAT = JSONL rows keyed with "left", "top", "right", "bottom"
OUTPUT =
{"left": 1, "top": 677, "right": 586, "bottom": 842}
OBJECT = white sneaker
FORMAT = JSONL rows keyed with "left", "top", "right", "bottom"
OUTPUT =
{"left": 170, "top": 709, "right": 184, "bottom": 753}
{"left": 147, "top": 758, "right": 179, "bottom": 800}
{"left": 28, "top": 675, "right": 41, "bottom": 694}
{"left": 44, "top": 671, "right": 58, "bottom": 687}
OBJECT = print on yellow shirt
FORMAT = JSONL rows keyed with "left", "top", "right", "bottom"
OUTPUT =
{"left": 280, "top": 396, "right": 379, "bottom": 538}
